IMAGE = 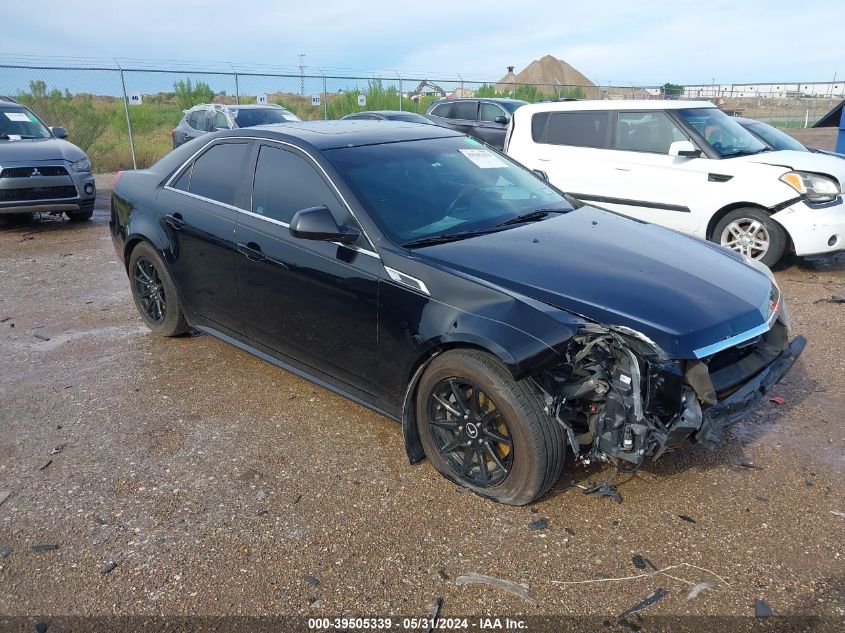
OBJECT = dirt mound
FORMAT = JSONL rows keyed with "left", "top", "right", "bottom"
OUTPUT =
{"left": 496, "top": 55, "right": 599, "bottom": 97}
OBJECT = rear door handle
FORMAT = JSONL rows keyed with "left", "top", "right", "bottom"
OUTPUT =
{"left": 236, "top": 241, "right": 266, "bottom": 262}
{"left": 537, "top": 157, "right": 551, "bottom": 162}
{"left": 164, "top": 213, "right": 185, "bottom": 230}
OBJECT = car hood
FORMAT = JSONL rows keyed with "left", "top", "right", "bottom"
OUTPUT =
{"left": 416, "top": 208, "right": 775, "bottom": 359}
{"left": 732, "top": 149, "right": 845, "bottom": 186}
{"left": 0, "top": 137, "right": 87, "bottom": 164}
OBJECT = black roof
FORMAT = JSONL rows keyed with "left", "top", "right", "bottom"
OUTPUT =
{"left": 430, "top": 97, "right": 527, "bottom": 105}
{"left": 814, "top": 99, "right": 844, "bottom": 128}
{"left": 216, "top": 120, "right": 461, "bottom": 150}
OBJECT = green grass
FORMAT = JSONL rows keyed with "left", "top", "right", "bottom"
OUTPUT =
{"left": 16, "top": 80, "right": 449, "bottom": 172}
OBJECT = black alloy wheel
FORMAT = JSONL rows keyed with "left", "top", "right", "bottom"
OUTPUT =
{"left": 427, "top": 377, "right": 514, "bottom": 487}
{"left": 133, "top": 257, "right": 167, "bottom": 324}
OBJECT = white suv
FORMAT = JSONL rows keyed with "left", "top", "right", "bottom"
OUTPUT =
{"left": 505, "top": 100, "right": 845, "bottom": 266}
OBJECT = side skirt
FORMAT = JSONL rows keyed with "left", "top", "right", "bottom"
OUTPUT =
{"left": 194, "top": 324, "right": 401, "bottom": 424}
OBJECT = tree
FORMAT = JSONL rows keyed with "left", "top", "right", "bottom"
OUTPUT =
{"left": 662, "top": 83, "right": 684, "bottom": 99}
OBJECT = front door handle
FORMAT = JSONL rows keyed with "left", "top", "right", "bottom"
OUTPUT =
{"left": 537, "top": 157, "right": 551, "bottom": 162}
{"left": 236, "top": 241, "right": 266, "bottom": 262}
{"left": 164, "top": 213, "right": 185, "bottom": 230}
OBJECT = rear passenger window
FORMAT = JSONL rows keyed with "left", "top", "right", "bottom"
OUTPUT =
{"left": 430, "top": 103, "right": 452, "bottom": 118}
{"left": 251, "top": 145, "right": 343, "bottom": 224}
{"left": 188, "top": 142, "right": 250, "bottom": 206}
{"left": 614, "top": 111, "right": 688, "bottom": 154}
{"left": 172, "top": 164, "right": 192, "bottom": 191}
{"left": 545, "top": 112, "right": 610, "bottom": 148}
{"left": 531, "top": 113, "right": 550, "bottom": 142}
{"left": 451, "top": 101, "right": 478, "bottom": 121}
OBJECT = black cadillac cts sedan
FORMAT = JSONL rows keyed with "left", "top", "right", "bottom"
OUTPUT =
{"left": 110, "top": 122, "right": 805, "bottom": 505}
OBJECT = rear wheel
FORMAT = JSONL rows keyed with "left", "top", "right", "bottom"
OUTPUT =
{"left": 417, "top": 349, "right": 564, "bottom": 505}
{"left": 713, "top": 207, "right": 787, "bottom": 267}
{"left": 128, "top": 242, "right": 188, "bottom": 336}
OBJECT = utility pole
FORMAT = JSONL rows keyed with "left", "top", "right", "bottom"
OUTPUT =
{"left": 299, "top": 53, "right": 306, "bottom": 95}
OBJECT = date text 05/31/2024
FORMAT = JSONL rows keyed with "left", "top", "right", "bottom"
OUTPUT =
{"left": 307, "top": 617, "right": 527, "bottom": 630}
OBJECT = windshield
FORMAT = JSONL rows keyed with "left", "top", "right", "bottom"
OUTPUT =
{"left": 742, "top": 120, "right": 807, "bottom": 152}
{"left": 500, "top": 101, "right": 527, "bottom": 114}
{"left": 233, "top": 107, "right": 301, "bottom": 127}
{"left": 325, "top": 136, "right": 572, "bottom": 246}
{"left": 386, "top": 113, "right": 433, "bottom": 124}
{"left": 0, "top": 105, "right": 51, "bottom": 139}
{"left": 676, "top": 107, "right": 768, "bottom": 157}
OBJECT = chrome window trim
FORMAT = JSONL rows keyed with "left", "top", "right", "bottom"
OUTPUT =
{"left": 161, "top": 186, "right": 381, "bottom": 260}
{"left": 164, "top": 135, "right": 377, "bottom": 252}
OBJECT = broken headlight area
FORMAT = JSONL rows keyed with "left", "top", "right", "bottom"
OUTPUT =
{"left": 534, "top": 321, "right": 805, "bottom": 466}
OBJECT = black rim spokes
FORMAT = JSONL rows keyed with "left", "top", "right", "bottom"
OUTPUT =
{"left": 428, "top": 378, "right": 513, "bottom": 487}
{"left": 134, "top": 258, "right": 166, "bottom": 324}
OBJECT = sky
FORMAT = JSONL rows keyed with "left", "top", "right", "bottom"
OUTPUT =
{"left": 2, "top": 0, "right": 843, "bottom": 85}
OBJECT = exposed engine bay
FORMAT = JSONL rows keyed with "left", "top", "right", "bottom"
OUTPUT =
{"left": 534, "top": 321, "right": 806, "bottom": 467}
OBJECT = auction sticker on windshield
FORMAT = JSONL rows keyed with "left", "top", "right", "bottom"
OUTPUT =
{"left": 4, "top": 112, "right": 31, "bottom": 122}
{"left": 458, "top": 148, "right": 506, "bottom": 169}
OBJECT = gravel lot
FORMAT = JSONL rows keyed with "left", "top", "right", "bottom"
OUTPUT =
{"left": 0, "top": 173, "right": 843, "bottom": 630}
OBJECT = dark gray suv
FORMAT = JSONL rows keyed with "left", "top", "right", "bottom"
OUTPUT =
{"left": 0, "top": 97, "right": 96, "bottom": 221}
{"left": 425, "top": 98, "right": 527, "bottom": 149}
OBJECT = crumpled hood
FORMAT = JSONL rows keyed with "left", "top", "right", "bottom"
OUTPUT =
{"left": 417, "top": 207, "right": 774, "bottom": 359}
{"left": 0, "top": 137, "right": 87, "bottom": 165}
{"left": 733, "top": 149, "right": 845, "bottom": 189}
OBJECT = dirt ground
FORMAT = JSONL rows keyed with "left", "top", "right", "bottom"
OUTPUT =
{"left": 0, "top": 172, "right": 843, "bottom": 632}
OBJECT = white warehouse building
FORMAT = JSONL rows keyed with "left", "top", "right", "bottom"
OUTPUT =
{"left": 683, "top": 81, "right": 844, "bottom": 99}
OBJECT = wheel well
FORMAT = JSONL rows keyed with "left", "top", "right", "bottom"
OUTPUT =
{"left": 407, "top": 341, "right": 512, "bottom": 389}
{"left": 123, "top": 237, "right": 149, "bottom": 270}
{"left": 706, "top": 202, "right": 770, "bottom": 240}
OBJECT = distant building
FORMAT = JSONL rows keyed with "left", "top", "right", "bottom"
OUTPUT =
{"left": 683, "top": 81, "right": 845, "bottom": 99}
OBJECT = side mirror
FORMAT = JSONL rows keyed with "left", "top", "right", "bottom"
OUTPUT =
{"left": 532, "top": 169, "right": 549, "bottom": 181}
{"left": 50, "top": 127, "right": 68, "bottom": 139}
{"left": 289, "top": 205, "right": 360, "bottom": 244}
{"left": 494, "top": 115, "right": 510, "bottom": 125}
{"left": 668, "top": 140, "right": 701, "bottom": 158}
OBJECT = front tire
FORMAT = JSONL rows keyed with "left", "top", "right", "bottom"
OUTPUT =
{"left": 66, "top": 209, "right": 94, "bottom": 222}
{"left": 128, "top": 242, "right": 188, "bottom": 336}
{"left": 712, "top": 207, "right": 787, "bottom": 267}
{"left": 417, "top": 349, "right": 564, "bottom": 505}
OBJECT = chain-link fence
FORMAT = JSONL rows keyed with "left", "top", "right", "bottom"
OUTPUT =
{"left": 1, "top": 61, "right": 840, "bottom": 173}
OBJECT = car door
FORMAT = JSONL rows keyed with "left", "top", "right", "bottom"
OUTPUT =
{"left": 447, "top": 100, "right": 479, "bottom": 138}
{"left": 233, "top": 142, "right": 381, "bottom": 394}
{"left": 530, "top": 110, "right": 615, "bottom": 199}
{"left": 157, "top": 139, "right": 252, "bottom": 333}
{"left": 475, "top": 102, "right": 509, "bottom": 149}
{"left": 184, "top": 109, "right": 211, "bottom": 143}
{"left": 589, "top": 110, "right": 709, "bottom": 233}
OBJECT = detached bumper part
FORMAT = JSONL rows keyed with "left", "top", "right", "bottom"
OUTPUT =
{"left": 696, "top": 335, "right": 806, "bottom": 448}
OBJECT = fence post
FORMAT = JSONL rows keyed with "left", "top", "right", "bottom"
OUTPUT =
{"left": 116, "top": 64, "right": 137, "bottom": 170}
{"left": 229, "top": 62, "right": 239, "bottom": 104}
{"left": 396, "top": 71, "right": 402, "bottom": 111}
{"left": 322, "top": 75, "right": 328, "bottom": 120}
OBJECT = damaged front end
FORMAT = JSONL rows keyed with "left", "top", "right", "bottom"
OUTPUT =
{"left": 534, "top": 320, "right": 806, "bottom": 467}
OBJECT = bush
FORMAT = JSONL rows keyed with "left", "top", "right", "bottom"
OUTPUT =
{"left": 173, "top": 78, "right": 214, "bottom": 110}
{"left": 16, "top": 80, "right": 109, "bottom": 154}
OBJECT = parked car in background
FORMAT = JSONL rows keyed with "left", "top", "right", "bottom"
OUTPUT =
{"left": 426, "top": 98, "right": 526, "bottom": 149}
{"left": 172, "top": 104, "right": 301, "bottom": 148}
{"left": 506, "top": 100, "right": 845, "bottom": 266}
{"left": 0, "top": 96, "right": 96, "bottom": 221}
{"left": 735, "top": 116, "right": 845, "bottom": 159}
{"left": 111, "top": 121, "right": 803, "bottom": 505}
{"left": 342, "top": 110, "right": 434, "bottom": 124}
